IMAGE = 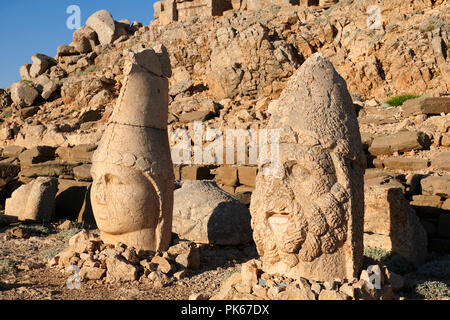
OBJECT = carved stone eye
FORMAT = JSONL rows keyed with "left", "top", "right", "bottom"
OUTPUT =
{"left": 104, "top": 174, "right": 123, "bottom": 185}
{"left": 290, "top": 164, "right": 310, "bottom": 181}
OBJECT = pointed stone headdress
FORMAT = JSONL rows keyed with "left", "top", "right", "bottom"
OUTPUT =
{"left": 92, "top": 46, "right": 173, "bottom": 175}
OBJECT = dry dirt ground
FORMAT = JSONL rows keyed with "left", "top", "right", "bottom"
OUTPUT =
{"left": 0, "top": 223, "right": 258, "bottom": 300}
{"left": 0, "top": 222, "right": 449, "bottom": 300}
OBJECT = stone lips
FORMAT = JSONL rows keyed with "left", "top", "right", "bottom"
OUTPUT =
{"left": 250, "top": 53, "right": 365, "bottom": 282}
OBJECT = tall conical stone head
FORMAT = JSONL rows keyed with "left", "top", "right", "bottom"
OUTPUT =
{"left": 91, "top": 46, "right": 174, "bottom": 252}
{"left": 250, "top": 53, "right": 366, "bottom": 282}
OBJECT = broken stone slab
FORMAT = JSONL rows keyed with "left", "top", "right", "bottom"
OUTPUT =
{"left": 364, "top": 184, "right": 427, "bottom": 266}
{"left": 368, "top": 131, "right": 430, "bottom": 156}
{"left": 80, "top": 266, "right": 106, "bottom": 281}
{"left": 18, "top": 146, "right": 55, "bottom": 166}
{"left": 401, "top": 96, "right": 450, "bottom": 116}
{"left": 169, "top": 78, "right": 194, "bottom": 96}
{"left": 19, "top": 161, "right": 76, "bottom": 180}
{"left": 237, "top": 166, "right": 257, "bottom": 187}
{"left": 213, "top": 166, "right": 238, "bottom": 187}
{"left": 173, "top": 180, "right": 252, "bottom": 245}
{"left": 55, "top": 144, "right": 97, "bottom": 163}
{"left": 410, "top": 194, "right": 444, "bottom": 218}
{"left": 178, "top": 110, "right": 213, "bottom": 123}
{"left": 10, "top": 81, "right": 39, "bottom": 107}
{"left": 29, "top": 53, "right": 56, "bottom": 78}
{"left": 73, "top": 164, "right": 92, "bottom": 181}
{"left": 5, "top": 177, "right": 58, "bottom": 222}
{"left": 431, "top": 152, "right": 450, "bottom": 171}
{"left": 382, "top": 157, "right": 429, "bottom": 171}
{"left": 421, "top": 175, "right": 450, "bottom": 198}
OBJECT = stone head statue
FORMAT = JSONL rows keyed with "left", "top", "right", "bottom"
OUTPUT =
{"left": 250, "top": 53, "right": 365, "bottom": 282}
{"left": 91, "top": 47, "right": 174, "bottom": 252}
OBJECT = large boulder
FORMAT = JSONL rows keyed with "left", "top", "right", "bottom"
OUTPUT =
{"left": 173, "top": 180, "right": 252, "bottom": 245}
{"left": 35, "top": 75, "right": 59, "bottom": 100}
{"left": 364, "top": 184, "right": 427, "bottom": 267}
{"left": 72, "top": 26, "right": 99, "bottom": 53}
{"left": 86, "top": 10, "right": 117, "bottom": 45}
{"left": 10, "top": 81, "right": 39, "bottom": 107}
{"left": 5, "top": 177, "right": 58, "bottom": 222}
{"left": 29, "top": 53, "right": 56, "bottom": 78}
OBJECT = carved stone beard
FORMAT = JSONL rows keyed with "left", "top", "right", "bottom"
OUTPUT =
{"left": 251, "top": 145, "right": 350, "bottom": 269}
{"left": 260, "top": 181, "right": 349, "bottom": 267}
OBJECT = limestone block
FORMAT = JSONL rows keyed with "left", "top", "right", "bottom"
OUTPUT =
{"left": 364, "top": 184, "right": 427, "bottom": 266}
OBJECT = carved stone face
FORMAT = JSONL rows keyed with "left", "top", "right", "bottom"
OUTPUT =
{"left": 91, "top": 162, "right": 160, "bottom": 235}
{"left": 250, "top": 53, "right": 365, "bottom": 282}
{"left": 251, "top": 144, "right": 350, "bottom": 271}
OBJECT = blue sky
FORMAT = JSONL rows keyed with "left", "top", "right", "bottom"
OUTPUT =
{"left": 0, "top": 0, "right": 158, "bottom": 89}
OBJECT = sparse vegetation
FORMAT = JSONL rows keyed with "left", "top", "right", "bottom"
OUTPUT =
{"left": 270, "top": 5, "right": 281, "bottom": 15}
{"left": 41, "top": 247, "right": 64, "bottom": 260}
{"left": 416, "top": 255, "right": 450, "bottom": 279}
{"left": 384, "top": 94, "right": 420, "bottom": 107}
{"left": 223, "top": 268, "right": 240, "bottom": 280}
{"left": 2, "top": 106, "right": 13, "bottom": 118}
{"left": 0, "top": 258, "right": 17, "bottom": 274}
{"left": 419, "top": 16, "right": 449, "bottom": 33}
{"left": 56, "top": 227, "right": 81, "bottom": 242}
{"left": 415, "top": 281, "right": 450, "bottom": 299}
{"left": 85, "top": 65, "right": 97, "bottom": 73}
{"left": 363, "top": 246, "right": 415, "bottom": 274}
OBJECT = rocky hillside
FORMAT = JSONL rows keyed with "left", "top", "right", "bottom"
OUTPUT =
{"left": 0, "top": 0, "right": 449, "bottom": 260}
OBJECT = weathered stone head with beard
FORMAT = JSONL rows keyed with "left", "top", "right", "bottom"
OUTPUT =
{"left": 250, "top": 53, "right": 366, "bottom": 282}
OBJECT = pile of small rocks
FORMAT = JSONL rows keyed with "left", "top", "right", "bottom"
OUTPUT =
{"left": 48, "top": 230, "right": 200, "bottom": 287}
{"left": 206, "top": 260, "right": 405, "bottom": 300}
